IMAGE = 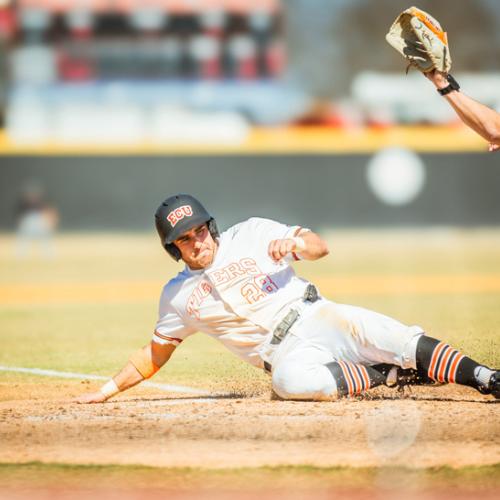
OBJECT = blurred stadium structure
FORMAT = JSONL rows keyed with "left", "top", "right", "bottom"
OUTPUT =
{"left": 0, "top": 0, "right": 499, "bottom": 144}
{"left": 1, "top": 0, "right": 299, "bottom": 144}
{"left": 0, "top": 1, "right": 499, "bottom": 231}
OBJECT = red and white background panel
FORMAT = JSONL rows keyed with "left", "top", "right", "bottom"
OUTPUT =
{"left": 17, "top": 0, "right": 280, "bottom": 14}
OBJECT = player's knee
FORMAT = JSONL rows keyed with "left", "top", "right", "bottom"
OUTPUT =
{"left": 271, "top": 363, "right": 310, "bottom": 399}
{"left": 272, "top": 362, "right": 338, "bottom": 401}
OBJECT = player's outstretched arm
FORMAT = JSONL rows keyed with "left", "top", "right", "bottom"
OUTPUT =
{"left": 425, "top": 70, "right": 500, "bottom": 150}
{"left": 268, "top": 230, "right": 329, "bottom": 262}
{"left": 73, "top": 340, "right": 176, "bottom": 404}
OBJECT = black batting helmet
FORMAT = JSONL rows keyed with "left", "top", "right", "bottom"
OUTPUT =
{"left": 155, "top": 194, "right": 219, "bottom": 261}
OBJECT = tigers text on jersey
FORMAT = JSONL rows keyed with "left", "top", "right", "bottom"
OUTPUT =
{"left": 152, "top": 217, "right": 310, "bottom": 368}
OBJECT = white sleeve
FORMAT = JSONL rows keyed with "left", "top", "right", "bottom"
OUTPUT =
{"left": 153, "top": 289, "right": 196, "bottom": 346}
{"left": 246, "top": 217, "right": 310, "bottom": 242}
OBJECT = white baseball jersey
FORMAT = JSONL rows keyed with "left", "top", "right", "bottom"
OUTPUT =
{"left": 153, "top": 217, "right": 310, "bottom": 368}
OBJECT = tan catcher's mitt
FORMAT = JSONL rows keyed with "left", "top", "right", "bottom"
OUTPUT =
{"left": 386, "top": 6, "right": 452, "bottom": 73}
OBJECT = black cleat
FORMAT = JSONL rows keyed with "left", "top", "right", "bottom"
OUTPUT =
{"left": 391, "top": 366, "right": 438, "bottom": 388}
{"left": 478, "top": 370, "right": 500, "bottom": 399}
{"left": 372, "top": 363, "right": 438, "bottom": 389}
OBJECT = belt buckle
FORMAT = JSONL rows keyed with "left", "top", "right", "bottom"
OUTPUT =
{"left": 271, "top": 308, "right": 299, "bottom": 345}
{"left": 304, "top": 283, "right": 319, "bottom": 303}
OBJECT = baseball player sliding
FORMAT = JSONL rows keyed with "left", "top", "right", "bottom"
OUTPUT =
{"left": 75, "top": 194, "right": 499, "bottom": 403}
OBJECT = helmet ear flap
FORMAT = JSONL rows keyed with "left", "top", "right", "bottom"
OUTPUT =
{"left": 208, "top": 218, "right": 219, "bottom": 240}
{"left": 165, "top": 243, "right": 181, "bottom": 261}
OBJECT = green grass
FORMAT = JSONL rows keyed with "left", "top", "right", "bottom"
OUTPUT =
{"left": 0, "top": 303, "right": 263, "bottom": 389}
{"left": 1, "top": 231, "right": 499, "bottom": 390}
{"left": 0, "top": 462, "right": 499, "bottom": 490}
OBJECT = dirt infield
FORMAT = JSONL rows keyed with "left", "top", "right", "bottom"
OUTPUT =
{"left": 1, "top": 381, "right": 498, "bottom": 470}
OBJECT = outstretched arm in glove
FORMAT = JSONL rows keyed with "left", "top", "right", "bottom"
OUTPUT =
{"left": 74, "top": 340, "right": 176, "bottom": 403}
{"left": 386, "top": 6, "right": 500, "bottom": 152}
{"left": 425, "top": 70, "right": 500, "bottom": 151}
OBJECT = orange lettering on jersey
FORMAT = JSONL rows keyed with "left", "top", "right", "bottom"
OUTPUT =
{"left": 241, "top": 281, "right": 266, "bottom": 304}
{"left": 240, "top": 258, "right": 260, "bottom": 275}
{"left": 208, "top": 258, "right": 263, "bottom": 286}
{"left": 186, "top": 280, "right": 212, "bottom": 319}
{"left": 186, "top": 296, "right": 199, "bottom": 319}
{"left": 225, "top": 262, "right": 247, "bottom": 280}
{"left": 210, "top": 269, "right": 229, "bottom": 286}
{"left": 241, "top": 274, "right": 279, "bottom": 304}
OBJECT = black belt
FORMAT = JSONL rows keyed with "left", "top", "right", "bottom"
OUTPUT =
{"left": 263, "top": 283, "right": 319, "bottom": 375}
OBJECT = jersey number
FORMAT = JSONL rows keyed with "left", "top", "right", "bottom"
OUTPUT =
{"left": 241, "top": 275, "right": 278, "bottom": 304}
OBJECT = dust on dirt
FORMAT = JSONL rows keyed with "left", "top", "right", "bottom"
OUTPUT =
{"left": 0, "top": 380, "right": 498, "bottom": 469}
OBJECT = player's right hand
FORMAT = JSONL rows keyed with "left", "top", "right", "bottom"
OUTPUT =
{"left": 73, "top": 391, "right": 109, "bottom": 404}
{"left": 268, "top": 238, "right": 297, "bottom": 262}
{"left": 489, "top": 143, "right": 499, "bottom": 152}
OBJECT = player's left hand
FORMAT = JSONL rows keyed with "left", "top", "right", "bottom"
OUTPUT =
{"left": 268, "top": 238, "right": 297, "bottom": 262}
{"left": 73, "top": 391, "right": 109, "bottom": 404}
{"left": 424, "top": 69, "right": 448, "bottom": 87}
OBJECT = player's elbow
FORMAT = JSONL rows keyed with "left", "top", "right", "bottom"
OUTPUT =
{"left": 151, "top": 340, "right": 176, "bottom": 368}
{"left": 484, "top": 119, "right": 500, "bottom": 144}
{"left": 487, "top": 129, "right": 500, "bottom": 145}
{"left": 317, "top": 240, "right": 330, "bottom": 259}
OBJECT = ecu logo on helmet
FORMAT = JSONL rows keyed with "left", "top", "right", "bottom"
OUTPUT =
{"left": 155, "top": 194, "right": 219, "bottom": 260}
{"left": 167, "top": 205, "right": 193, "bottom": 227}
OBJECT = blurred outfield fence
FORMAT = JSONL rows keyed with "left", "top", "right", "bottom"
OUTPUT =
{"left": 1, "top": 151, "right": 499, "bottom": 231}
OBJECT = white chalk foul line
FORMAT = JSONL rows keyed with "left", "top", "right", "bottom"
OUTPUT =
{"left": 0, "top": 365, "right": 210, "bottom": 395}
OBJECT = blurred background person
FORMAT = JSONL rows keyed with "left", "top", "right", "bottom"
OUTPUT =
{"left": 15, "top": 181, "right": 59, "bottom": 259}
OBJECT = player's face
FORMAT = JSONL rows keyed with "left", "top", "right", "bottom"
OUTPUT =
{"left": 174, "top": 223, "right": 217, "bottom": 270}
